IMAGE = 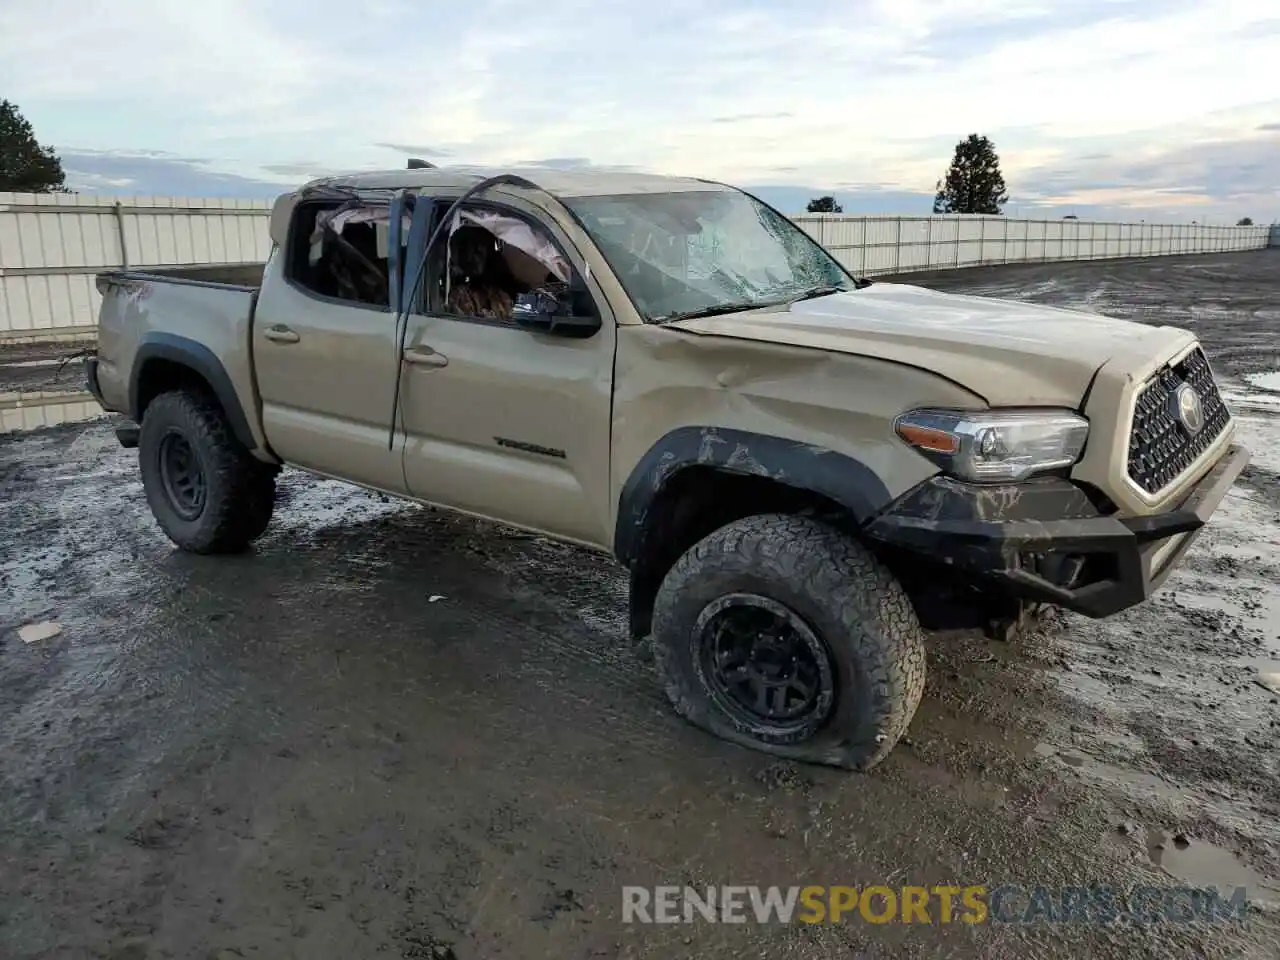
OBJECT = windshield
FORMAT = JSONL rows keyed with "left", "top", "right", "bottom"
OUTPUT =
{"left": 563, "top": 189, "right": 857, "bottom": 322}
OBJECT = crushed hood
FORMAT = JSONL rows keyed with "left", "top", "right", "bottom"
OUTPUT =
{"left": 668, "top": 282, "right": 1185, "bottom": 407}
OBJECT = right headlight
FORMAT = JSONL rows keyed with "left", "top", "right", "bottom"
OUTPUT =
{"left": 894, "top": 408, "right": 1090, "bottom": 483}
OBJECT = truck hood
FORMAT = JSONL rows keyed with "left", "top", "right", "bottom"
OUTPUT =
{"left": 667, "top": 282, "right": 1187, "bottom": 407}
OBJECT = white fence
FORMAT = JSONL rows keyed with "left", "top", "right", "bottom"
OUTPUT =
{"left": 0, "top": 193, "right": 271, "bottom": 342}
{"left": 0, "top": 190, "right": 1272, "bottom": 341}
{"left": 791, "top": 215, "right": 1270, "bottom": 277}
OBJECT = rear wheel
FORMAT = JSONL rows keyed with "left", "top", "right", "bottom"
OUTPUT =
{"left": 138, "top": 389, "right": 278, "bottom": 553}
{"left": 651, "top": 514, "right": 927, "bottom": 770}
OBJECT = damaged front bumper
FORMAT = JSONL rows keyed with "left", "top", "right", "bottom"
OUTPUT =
{"left": 864, "top": 443, "right": 1250, "bottom": 619}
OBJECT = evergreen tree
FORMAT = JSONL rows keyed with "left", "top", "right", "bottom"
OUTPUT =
{"left": 806, "top": 195, "right": 842, "bottom": 213}
{"left": 932, "top": 134, "right": 1008, "bottom": 215}
{"left": 0, "top": 100, "right": 68, "bottom": 193}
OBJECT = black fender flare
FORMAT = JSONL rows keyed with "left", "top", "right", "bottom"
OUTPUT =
{"left": 613, "top": 425, "right": 894, "bottom": 567}
{"left": 129, "top": 332, "right": 258, "bottom": 452}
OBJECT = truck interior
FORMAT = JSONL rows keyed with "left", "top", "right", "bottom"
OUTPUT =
{"left": 425, "top": 206, "right": 574, "bottom": 322}
{"left": 286, "top": 196, "right": 578, "bottom": 321}
{"left": 286, "top": 200, "right": 405, "bottom": 307}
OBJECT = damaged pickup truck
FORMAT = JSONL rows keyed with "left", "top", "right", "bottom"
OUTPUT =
{"left": 85, "top": 165, "right": 1249, "bottom": 770}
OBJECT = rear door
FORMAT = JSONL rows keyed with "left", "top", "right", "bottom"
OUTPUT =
{"left": 253, "top": 193, "right": 411, "bottom": 493}
{"left": 396, "top": 194, "right": 618, "bottom": 547}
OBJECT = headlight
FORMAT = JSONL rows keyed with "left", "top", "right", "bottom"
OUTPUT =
{"left": 894, "top": 408, "right": 1089, "bottom": 483}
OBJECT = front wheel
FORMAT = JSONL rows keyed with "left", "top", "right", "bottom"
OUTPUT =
{"left": 138, "top": 389, "right": 278, "bottom": 554}
{"left": 650, "top": 514, "right": 926, "bottom": 771}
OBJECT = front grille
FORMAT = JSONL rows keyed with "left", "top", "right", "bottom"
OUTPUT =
{"left": 1126, "top": 347, "right": 1230, "bottom": 495}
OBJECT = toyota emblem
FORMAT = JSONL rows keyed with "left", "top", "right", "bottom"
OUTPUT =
{"left": 1174, "top": 383, "right": 1205, "bottom": 435}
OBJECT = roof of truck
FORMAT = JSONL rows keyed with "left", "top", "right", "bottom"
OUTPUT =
{"left": 297, "top": 165, "right": 735, "bottom": 199}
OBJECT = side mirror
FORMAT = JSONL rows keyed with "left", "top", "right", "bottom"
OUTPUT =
{"left": 512, "top": 288, "right": 600, "bottom": 337}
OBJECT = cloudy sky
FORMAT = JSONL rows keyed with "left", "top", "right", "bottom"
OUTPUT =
{"left": 2, "top": 0, "right": 1277, "bottom": 220}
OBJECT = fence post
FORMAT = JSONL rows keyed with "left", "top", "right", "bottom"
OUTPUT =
{"left": 926, "top": 216, "right": 933, "bottom": 270}
{"left": 113, "top": 201, "right": 130, "bottom": 269}
{"left": 895, "top": 217, "right": 902, "bottom": 274}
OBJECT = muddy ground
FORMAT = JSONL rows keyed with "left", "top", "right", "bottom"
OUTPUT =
{"left": 2, "top": 250, "right": 1279, "bottom": 959}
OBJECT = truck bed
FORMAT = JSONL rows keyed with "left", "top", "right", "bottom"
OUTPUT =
{"left": 90, "top": 265, "right": 265, "bottom": 451}
{"left": 117, "top": 262, "right": 266, "bottom": 289}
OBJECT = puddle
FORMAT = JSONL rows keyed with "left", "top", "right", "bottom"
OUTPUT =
{"left": 0, "top": 391, "right": 105, "bottom": 434}
{"left": 1144, "top": 828, "right": 1280, "bottom": 904}
{"left": 1244, "top": 371, "right": 1280, "bottom": 393}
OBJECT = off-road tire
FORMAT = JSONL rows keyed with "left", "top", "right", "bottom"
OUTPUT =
{"left": 650, "top": 513, "right": 927, "bottom": 771}
{"left": 138, "top": 389, "right": 278, "bottom": 554}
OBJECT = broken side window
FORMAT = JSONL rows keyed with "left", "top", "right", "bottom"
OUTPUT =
{"left": 428, "top": 203, "right": 578, "bottom": 322}
{"left": 287, "top": 199, "right": 411, "bottom": 308}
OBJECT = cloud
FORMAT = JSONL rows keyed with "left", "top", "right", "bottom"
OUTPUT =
{"left": 373, "top": 142, "right": 454, "bottom": 157}
{"left": 1013, "top": 111, "right": 1280, "bottom": 219}
{"left": 60, "top": 150, "right": 286, "bottom": 199}
{"left": 711, "top": 112, "right": 794, "bottom": 124}
{"left": 2, "top": 0, "right": 1276, "bottom": 221}
{"left": 257, "top": 161, "right": 355, "bottom": 178}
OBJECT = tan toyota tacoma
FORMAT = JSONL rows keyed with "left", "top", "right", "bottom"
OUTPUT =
{"left": 84, "top": 166, "right": 1250, "bottom": 771}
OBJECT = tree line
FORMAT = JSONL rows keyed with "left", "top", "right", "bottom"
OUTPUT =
{"left": 807, "top": 133, "right": 1260, "bottom": 226}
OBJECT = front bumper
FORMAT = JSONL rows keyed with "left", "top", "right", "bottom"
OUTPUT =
{"left": 864, "top": 443, "right": 1250, "bottom": 619}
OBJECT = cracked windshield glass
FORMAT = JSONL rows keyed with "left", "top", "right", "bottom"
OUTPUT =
{"left": 565, "top": 189, "right": 855, "bottom": 322}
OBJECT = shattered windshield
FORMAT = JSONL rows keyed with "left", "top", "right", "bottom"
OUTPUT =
{"left": 563, "top": 189, "right": 856, "bottom": 323}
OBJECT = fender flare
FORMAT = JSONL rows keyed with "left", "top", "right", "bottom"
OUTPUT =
{"left": 613, "top": 425, "right": 894, "bottom": 567}
{"left": 129, "top": 332, "right": 258, "bottom": 452}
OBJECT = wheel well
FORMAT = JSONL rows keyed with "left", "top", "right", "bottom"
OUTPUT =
{"left": 626, "top": 467, "right": 858, "bottom": 641}
{"left": 134, "top": 358, "right": 218, "bottom": 420}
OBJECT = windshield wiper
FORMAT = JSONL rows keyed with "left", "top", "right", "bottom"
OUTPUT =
{"left": 782, "top": 284, "right": 851, "bottom": 304}
{"left": 655, "top": 301, "right": 769, "bottom": 324}
{"left": 655, "top": 282, "right": 863, "bottom": 324}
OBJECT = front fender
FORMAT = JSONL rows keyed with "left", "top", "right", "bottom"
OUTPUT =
{"left": 614, "top": 425, "right": 895, "bottom": 566}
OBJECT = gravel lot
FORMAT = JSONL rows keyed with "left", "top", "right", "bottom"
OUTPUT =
{"left": 2, "top": 250, "right": 1279, "bottom": 959}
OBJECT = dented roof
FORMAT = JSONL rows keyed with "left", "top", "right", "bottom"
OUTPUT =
{"left": 295, "top": 165, "right": 734, "bottom": 199}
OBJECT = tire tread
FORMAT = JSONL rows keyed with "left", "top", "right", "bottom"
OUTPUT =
{"left": 651, "top": 513, "right": 926, "bottom": 770}
{"left": 139, "top": 389, "right": 277, "bottom": 554}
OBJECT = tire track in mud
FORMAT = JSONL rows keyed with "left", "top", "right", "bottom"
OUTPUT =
{"left": 0, "top": 430, "right": 289, "bottom": 843}
{"left": 7, "top": 251, "right": 1280, "bottom": 958}
{"left": 246, "top": 501, "right": 684, "bottom": 756}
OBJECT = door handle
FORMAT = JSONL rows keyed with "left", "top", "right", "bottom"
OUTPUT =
{"left": 402, "top": 345, "right": 449, "bottom": 367}
{"left": 263, "top": 325, "right": 300, "bottom": 344}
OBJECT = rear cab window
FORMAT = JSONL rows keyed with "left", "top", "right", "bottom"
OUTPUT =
{"left": 286, "top": 198, "right": 409, "bottom": 310}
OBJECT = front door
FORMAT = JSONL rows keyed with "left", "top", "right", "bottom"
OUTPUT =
{"left": 397, "top": 196, "right": 616, "bottom": 547}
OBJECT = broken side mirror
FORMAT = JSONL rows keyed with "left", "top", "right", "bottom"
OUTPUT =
{"left": 512, "top": 283, "right": 600, "bottom": 338}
